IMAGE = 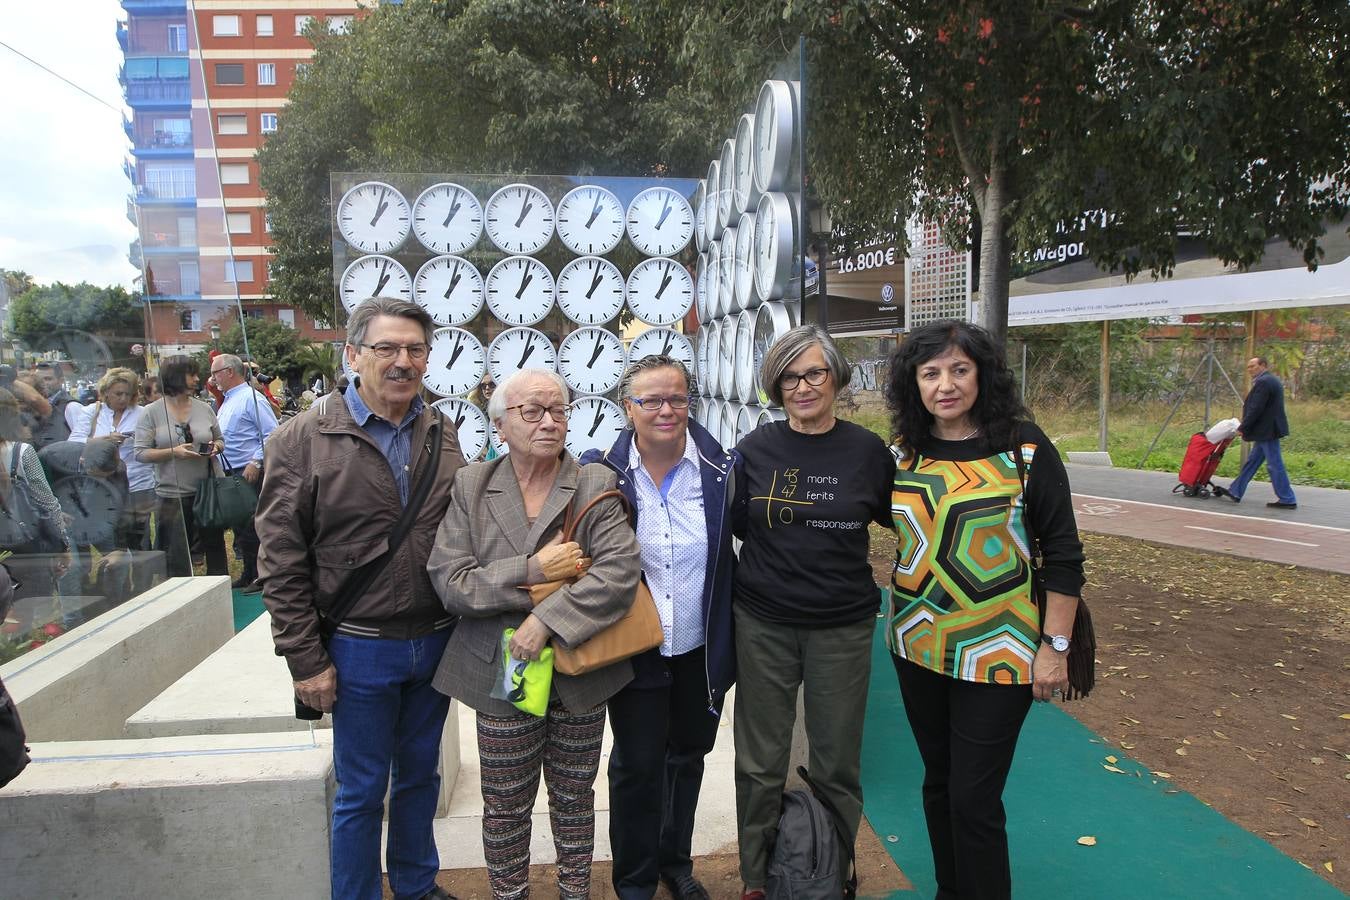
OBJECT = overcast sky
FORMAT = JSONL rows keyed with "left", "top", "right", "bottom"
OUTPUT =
{"left": 1, "top": 3, "right": 138, "bottom": 289}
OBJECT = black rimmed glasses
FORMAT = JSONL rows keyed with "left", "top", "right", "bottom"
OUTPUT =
{"left": 506, "top": 403, "right": 572, "bottom": 423}
{"left": 358, "top": 341, "right": 430, "bottom": 360}
{"left": 779, "top": 367, "right": 830, "bottom": 391}
{"left": 628, "top": 395, "right": 691, "bottom": 411}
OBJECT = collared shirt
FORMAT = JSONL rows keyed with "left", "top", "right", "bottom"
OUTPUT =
{"left": 70, "top": 403, "right": 155, "bottom": 493}
{"left": 343, "top": 383, "right": 424, "bottom": 506}
{"left": 217, "top": 381, "right": 279, "bottom": 471}
{"left": 628, "top": 433, "right": 707, "bottom": 656}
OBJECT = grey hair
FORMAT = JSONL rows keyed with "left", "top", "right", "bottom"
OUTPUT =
{"left": 345, "top": 297, "right": 434, "bottom": 347}
{"left": 759, "top": 324, "right": 852, "bottom": 407}
{"left": 619, "top": 354, "right": 692, "bottom": 403}
{"left": 212, "top": 353, "right": 247, "bottom": 377}
{"left": 489, "top": 367, "right": 569, "bottom": 422}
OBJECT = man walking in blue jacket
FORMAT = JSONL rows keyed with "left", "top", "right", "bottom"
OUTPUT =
{"left": 1219, "top": 357, "right": 1297, "bottom": 509}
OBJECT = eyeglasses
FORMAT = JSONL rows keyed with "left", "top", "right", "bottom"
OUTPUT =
{"left": 779, "top": 367, "right": 830, "bottom": 391}
{"left": 629, "top": 395, "right": 690, "bottom": 411}
{"left": 358, "top": 342, "right": 430, "bottom": 360}
{"left": 506, "top": 403, "right": 572, "bottom": 423}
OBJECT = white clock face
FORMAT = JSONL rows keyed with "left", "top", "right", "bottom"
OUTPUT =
{"left": 705, "top": 320, "right": 722, "bottom": 398}
{"left": 626, "top": 257, "right": 694, "bottom": 326}
{"left": 734, "top": 309, "right": 756, "bottom": 404}
{"left": 717, "top": 314, "right": 737, "bottom": 399}
{"left": 627, "top": 327, "right": 694, "bottom": 373}
{"left": 412, "top": 182, "right": 483, "bottom": 254}
{"left": 717, "top": 139, "right": 736, "bottom": 229}
{"left": 487, "top": 327, "right": 558, "bottom": 385}
{"left": 556, "top": 255, "right": 625, "bottom": 326}
{"left": 339, "top": 255, "right": 412, "bottom": 313}
{"left": 489, "top": 421, "right": 509, "bottom": 457}
{"left": 557, "top": 327, "right": 626, "bottom": 396}
{"left": 704, "top": 159, "right": 724, "bottom": 242}
{"left": 733, "top": 113, "right": 762, "bottom": 217}
{"left": 414, "top": 255, "right": 484, "bottom": 326}
{"left": 484, "top": 182, "right": 555, "bottom": 254}
{"left": 485, "top": 256, "right": 555, "bottom": 326}
{"left": 431, "top": 397, "right": 489, "bottom": 461}
{"left": 754, "top": 301, "right": 795, "bottom": 406}
{"left": 754, "top": 192, "right": 797, "bottom": 302}
{"left": 693, "top": 180, "right": 708, "bottom": 253}
{"left": 423, "top": 327, "right": 486, "bottom": 398}
{"left": 626, "top": 186, "right": 694, "bottom": 257}
{"left": 734, "top": 213, "right": 757, "bottom": 310}
{"left": 556, "top": 185, "right": 625, "bottom": 256}
{"left": 718, "top": 228, "right": 738, "bottom": 315}
{"left": 695, "top": 252, "right": 712, "bottom": 324}
{"left": 337, "top": 181, "right": 411, "bottom": 254}
{"left": 735, "top": 403, "right": 758, "bottom": 445}
{"left": 754, "top": 80, "right": 800, "bottom": 194}
{"left": 565, "top": 396, "right": 625, "bottom": 459}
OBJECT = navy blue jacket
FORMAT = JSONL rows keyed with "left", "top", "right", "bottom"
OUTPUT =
{"left": 581, "top": 418, "right": 739, "bottom": 715}
{"left": 1240, "top": 370, "right": 1290, "bottom": 442}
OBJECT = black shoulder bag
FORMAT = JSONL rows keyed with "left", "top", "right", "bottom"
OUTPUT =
{"left": 294, "top": 417, "right": 445, "bottom": 719}
{"left": 1013, "top": 443, "right": 1096, "bottom": 700}
{"left": 0, "top": 565, "right": 29, "bottom": 789}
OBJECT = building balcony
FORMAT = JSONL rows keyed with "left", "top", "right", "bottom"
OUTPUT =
{"left": 116, "top": 21, "right": 128, "bottom": 51}
{"left": 132, "top": 144, "right": 193, "bottom": 160}
{"left": 124, "top": 81, "right": 191, "bottom": 108}
{"left": 120, "top": 0, "right": 187, "bottom": 14}
{"left": 133, "top": 185, "right": 196, "bottom": 205}
{"left": 126, "top": 196, "right": 138, "bottom": 225}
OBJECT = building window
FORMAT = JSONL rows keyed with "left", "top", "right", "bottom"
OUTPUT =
{"left": 180, "top": 309, "right": 202, "bottom": 332}
{"left": 220, "top": 163, "right": 250, "bottom": 185}
{"left": 295, "top": 62, "right": 311, "bottom": 78}
{"left": 177, "top": 214, "right": 197, "bottom": 247}
{"left": 277, "top": 308, "right": 296, "bottom": 327}
{"left": 226, "top": 212, "right": 252, "bottom": 234}
{"left": 179, "top": 261, "right": 200, "bottom": 295}
{"left": 257, "top": 63, "right": 276, "bottom": 86}
{"left": 328, "top": 15, "right": 354, "bottom": 33}
{"left": 224, "top": 260, "right": 255, "bottom": 283}
{"left": 260, "top": 113, "right": 279, "bottom": 134}
{"left": 263, "top": 211, "right": 273, "bottom": 232}
{"left": 167, "top": 24, "right": 188, "bottom": 52}
{"left": 313, "top": 314, "right": 333, "bottom": 330}
{"left": 143, "top": 162, "right": 195, "bottom": 199}
{"left": 256, "top": 14, "right": 274, "bottom": 37}
{"left": 217, "top": 114, "right": 247, "bottom": 135}
{"left": 244, "top": 308, "right": 265, "bottom": 320}
{"left": 215, "top": 64, "right": 245, "bottom": 86}
{"left": 295, "top": 15, "right": 313, "bottom": 34}
{"left": 212, "top": 15, "right": 241, "bottom": 37}
{"left": 151, "top": 117, "right": 191, "bottom": 147}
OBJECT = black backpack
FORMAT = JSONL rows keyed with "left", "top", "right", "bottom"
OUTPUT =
{"left": 766, "top": 766, "right": 858, "bottom": 900}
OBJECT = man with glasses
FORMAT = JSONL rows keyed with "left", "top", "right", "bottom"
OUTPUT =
{"left": 208, "top": 354, "right": 277, "bottom": 592}
{"left": 256, "top": 297, "right": 465, "bottom": 900}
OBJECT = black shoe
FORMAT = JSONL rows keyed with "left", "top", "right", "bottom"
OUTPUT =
{"left": 230, "top": 576, "right": 251, "bottom": 589}
{"left": 1217, "top": 486, "right": 1240, "bottom": 502}
{"left": 1266, "top": 501, "right": 1297, "bottom": 509}
{"left": 420, "top": 887, "right": 458, "bottom": 900}
{"left": 243, "top": 580, "right": 264, "bottom": 594}
{"left": 662, "top": 873, "right": 711, "bottom": 900}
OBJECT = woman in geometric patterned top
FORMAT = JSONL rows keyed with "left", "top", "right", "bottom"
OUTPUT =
{"left": 884, "top": 320, "right": 1085, "bottom": 900}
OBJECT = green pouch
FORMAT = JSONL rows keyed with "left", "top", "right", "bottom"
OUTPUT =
{"left": 501, "top": 629, "right": 553, "bottom": 717}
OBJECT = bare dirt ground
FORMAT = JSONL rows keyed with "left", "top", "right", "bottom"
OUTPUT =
{"left": 867, "top": 529, "right": 1350, "bottom": 894}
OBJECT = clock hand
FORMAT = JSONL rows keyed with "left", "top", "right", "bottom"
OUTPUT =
{"left": 586, "top": 333, "right": 605, "bottom": 368}
{"left": 655, "top": 193, "right": 672, "bottom": 229}
{"left": 454, "top": 412, "right": 466, "bottom": 429}
{"left": 515, "top": 269, "right": 533, "bottom": 300}
{"left": 585, "top": 267, "right": 604, "bottom": 299}
{"left": 442, "top": 189, "right": 462, "bottom": 227}
{"left": 585, "top": 193, "right": 603, "bottom": 228}
{"left": 445, "top": 261, "right": 462, "bottom": 299}
{"left": 588, "top": 408, "right": 605, "bottom": 438}
{"left": 655, "top": 263, "right": 673, "bottom": 299}
{"left": 370, "top": 187, "right": 389, "bottom": 227}
{"left": 374, "top": 259, "right": 391, "bottom": 295}
{"left": 517, "top": 341, "right": 536, "bottom": 369}
{"left": 661, "top": 333, "right": 673, "bottom": 356}
{"left": 448, "top": 334, "right": 465, "bottom": 370}
{"left": 514, "top": 198, "right": 533, "bottom": 228}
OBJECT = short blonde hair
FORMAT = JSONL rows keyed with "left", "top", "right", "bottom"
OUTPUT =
{"left": 98, "top": 367, "right": 140, "bottom": 399}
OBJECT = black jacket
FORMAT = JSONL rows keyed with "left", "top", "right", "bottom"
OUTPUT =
{"left": 1240, "top": 370, "right": 1290, "bottom": 442}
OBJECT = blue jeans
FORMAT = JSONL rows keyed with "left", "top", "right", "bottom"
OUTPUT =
{"left": 328, "top": 630, "right": 452, "bottom": 900}
{"left": 1229, "top": 439, "right": 1296, "bottom": 504}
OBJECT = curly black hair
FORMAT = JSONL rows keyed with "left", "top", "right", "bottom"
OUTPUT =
{"left": 885, "top": 319, "right": 1029, "bottom": 455}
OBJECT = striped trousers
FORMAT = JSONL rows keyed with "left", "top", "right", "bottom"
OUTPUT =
{"left": 476, "top": 700, "right": 608, "bottom": 899}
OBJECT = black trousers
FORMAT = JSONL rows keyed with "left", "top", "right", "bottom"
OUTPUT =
{"left": 892, "top": 655, "right": 1032, "bottom": 900}
{"left": 607, "top": 646, "right": 722, "bottom": 900}
{"left": 156, "top": 494, "right": 227, "bottom": 578}
{"left": 232, "top": 516, "right": 260, "bottom": 582}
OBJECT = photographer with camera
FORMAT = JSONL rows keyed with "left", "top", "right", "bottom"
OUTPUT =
{"left": 133, "top": 356, "right": 227, "bottom": 578}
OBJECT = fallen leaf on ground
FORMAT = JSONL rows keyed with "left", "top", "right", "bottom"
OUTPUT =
{"left": 1103, "top": 765, "right": 1126, "bottom": 774}
{"left": 1105, "top": 755, "right": 1119, "bottom": 764}
{"left": 1297, "top": 817, "right": 1319, "bottom": 828}
{"left": 1176, "top": 747, "right": 1189, "bottom": 756}
{"left": 1152, "top": 771, "right": 1172, "bottom": 779}
{"left": 1281, "top": 714, "right": 1298, "bottom": 720}
{"left": 1077, "top": 836, "right": 1097, "bottom": 846}
{"left": 1325, "top": 862, "right": 1334, "bottom": 874}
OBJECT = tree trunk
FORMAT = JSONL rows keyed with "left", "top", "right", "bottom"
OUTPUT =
{"left": 977, "top": 171, "right": 1010, "bottom": 347}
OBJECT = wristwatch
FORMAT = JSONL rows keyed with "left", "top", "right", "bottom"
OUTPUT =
{"left": 1042, "top": 633, "right": 1071, "bottom": 653}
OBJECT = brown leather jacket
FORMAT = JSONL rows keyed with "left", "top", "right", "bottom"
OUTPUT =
{"left": 256, "top": 388, "right": 464, "bottom": 680}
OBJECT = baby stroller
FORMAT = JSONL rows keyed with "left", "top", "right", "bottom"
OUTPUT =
{"left": 1174, "top": 417, "right": 1240, "bottom": 498}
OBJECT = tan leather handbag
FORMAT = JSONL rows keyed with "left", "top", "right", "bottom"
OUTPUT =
{"left": 525, "top": 489, "right": 662, "bottom": 675}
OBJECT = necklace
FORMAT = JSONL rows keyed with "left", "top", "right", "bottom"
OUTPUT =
{"left": 934, "top": 425, "right": 980, "bottom": 441}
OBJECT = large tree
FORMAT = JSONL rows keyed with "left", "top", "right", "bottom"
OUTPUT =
{"left": 259, "top": 0, "right": 724, "bottom": 324}
{"left": 7, "top": 281, "right": 146, "bottom": 371}
{"left": 665, "top": 0, "right": 1350, "bottom": 344}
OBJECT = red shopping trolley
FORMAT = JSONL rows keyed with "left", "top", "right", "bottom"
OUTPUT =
{"left": 1174, "top": 432, "right": 1234, "bottom": 498}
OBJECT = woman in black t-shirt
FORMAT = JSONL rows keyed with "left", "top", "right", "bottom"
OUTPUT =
{"left": 730, "top": 325, "right": 894, "bottom": 900}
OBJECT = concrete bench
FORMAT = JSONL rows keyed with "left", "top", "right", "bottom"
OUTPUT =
{"left": 1, "top": 575, "right": 233, "bottom": 742}
{"left": 0, "top": 730, "right": 334, "bottom": 899}
{"left": 125, "top": 611, "right": 461, "bottom": 816}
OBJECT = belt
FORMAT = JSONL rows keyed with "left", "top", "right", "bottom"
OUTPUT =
{"left": 331, "top": 615, "right": 456, "bottom": 641}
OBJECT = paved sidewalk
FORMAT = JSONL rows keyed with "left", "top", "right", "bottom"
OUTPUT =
{"left": 1064, "top": 463, "right": 1350, "bottom": 574}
